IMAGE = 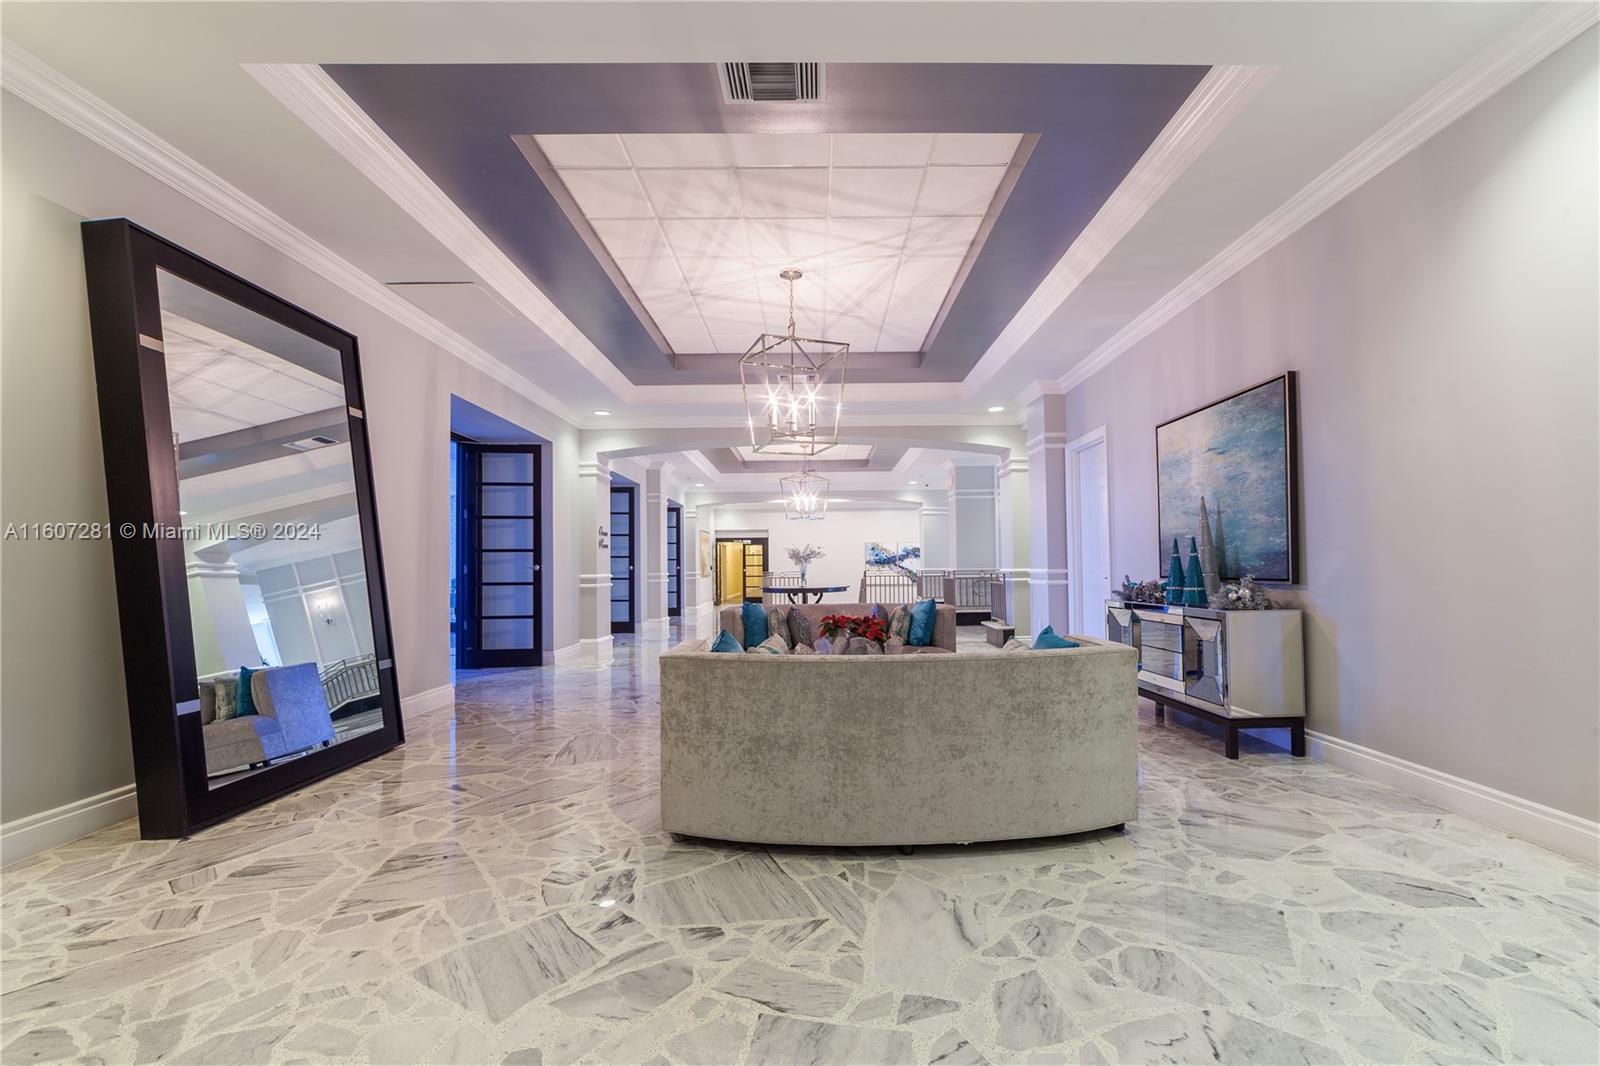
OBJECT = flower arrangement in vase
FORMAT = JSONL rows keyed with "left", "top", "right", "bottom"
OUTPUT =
{"left": 818, "top": 613, "right": 887, "bottom": 645}
{"left": 787, "top": 543, "right": 825, "bottom": 585}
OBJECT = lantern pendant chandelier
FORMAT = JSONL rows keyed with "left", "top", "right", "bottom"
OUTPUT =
{"left": 781, "top": 465, "right": 829, "bottom": 522}
{"left": 740, "top": 268, "right": 849, "bottom": 457}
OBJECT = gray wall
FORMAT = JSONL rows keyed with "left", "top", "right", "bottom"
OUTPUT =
{"left": 1064, "top": 31, "right": 1599, "bottom": 820}
{"left": 1, "top": 148, "right": 135, "bottom": 820}
{"left": 0, "top": 91, "right": 584, "bottom": 825}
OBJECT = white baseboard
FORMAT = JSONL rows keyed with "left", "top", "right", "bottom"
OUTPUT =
{"left": 553, "top": 642, "right": 584, "bottom": 665}
{"left": 1, "top": 784, "right": 137, "bottom": 867}
{"left": 1306, "top": 730, "right": 1599, "bottom": 865}
{"left": 404, "top": 684, "right": 455, "bottom": 715}
{"left": 575, "top": 635, "right": 614, "bottom": 666}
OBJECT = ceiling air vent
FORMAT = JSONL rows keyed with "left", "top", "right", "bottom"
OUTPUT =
{"left": 722, "top": 62, "right": 822, "bottom": 103}
{"left": 283, "top": 435, "right": 339, "bottom": 452}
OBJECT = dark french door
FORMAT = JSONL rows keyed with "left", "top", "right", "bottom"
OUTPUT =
{"left": 667, "top": 503, "right": 683, "bottom": 618}
{"left": 458, "top": 443, "right": 542, "bottom": 667}
{"left": 610, "top": 486, "right": 636, "bottom": 634}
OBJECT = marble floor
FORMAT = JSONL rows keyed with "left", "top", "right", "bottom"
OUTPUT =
{"left": 3, "top": 625, "right": 1596, "bottom": 1065}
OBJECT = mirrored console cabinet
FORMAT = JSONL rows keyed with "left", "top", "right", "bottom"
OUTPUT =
{"left": 82, "top": 219, "right": 404, "bottom": 837}
{"left": 1106, "top": 600, "right": 1305, "bottom": 759}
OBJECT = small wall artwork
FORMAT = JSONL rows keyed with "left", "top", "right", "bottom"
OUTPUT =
{"left": 698, "top": 529, "right": 712, "bottom": 578}
{"left": 865, "top": 542, "right": 922, "bottom": 579}
{"left": 1156, "top": 373, "right": 1300, "bottom": 583}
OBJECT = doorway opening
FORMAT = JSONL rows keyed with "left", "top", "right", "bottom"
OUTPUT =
{"left": 715, "top": 537, "right": 768, "bottom": 605}
{"left": 456, "top": 442, "right": 543, "bottom": 667}
{"left": 1068, "top": 427, "right": 1111, "bottom": 637}
{"left": 610, "top": 484, "right": 637, "bottom": 634}
{"left": 667, "top": 502, "right": 683, "bottom": 618}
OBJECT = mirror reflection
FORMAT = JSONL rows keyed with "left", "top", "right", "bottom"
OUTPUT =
{"left": 158, "top": 270, "right": 384, "bottom": 789}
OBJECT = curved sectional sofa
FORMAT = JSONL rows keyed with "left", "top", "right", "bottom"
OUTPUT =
{"left": 659, "top": 631, "right": 1138, "bottom": 847}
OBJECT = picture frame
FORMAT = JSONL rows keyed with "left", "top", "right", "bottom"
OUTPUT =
{"left": 1155, "top": 372, "right": 1300, "bottom": 584}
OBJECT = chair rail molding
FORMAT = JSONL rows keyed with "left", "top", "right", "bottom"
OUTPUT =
{"left": 1057, "top": 1, "right": 1600, "bottom": 395}
{"left": 0, "top": 40, "right": 580, "bottom": 427}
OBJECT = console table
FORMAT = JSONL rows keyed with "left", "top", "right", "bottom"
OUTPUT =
{"left": 763, "top": 584, "right": 850, "bottom": 604}
{"left": 1106, "top": 600, "right": 1306, "bottom": 760}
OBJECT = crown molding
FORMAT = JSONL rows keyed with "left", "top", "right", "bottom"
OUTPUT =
{"left": 247, "top": 62, "right": 639, "bottom": 406}
{"left": 0, "top": 40, "right": 581, "bottom": 427}
{"left": 1015, "top": 380, "right": 1066, "bottom": 408}
{"left": 965, "top": 64, "right": 1274, "bottom": 393}
{"left": 1058, "top": 1, "right": 1599, "bottom": 395}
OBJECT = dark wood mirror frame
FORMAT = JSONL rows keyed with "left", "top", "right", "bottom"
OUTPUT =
{"left": 81, "top": 219, "right": 404, "bottom": 838}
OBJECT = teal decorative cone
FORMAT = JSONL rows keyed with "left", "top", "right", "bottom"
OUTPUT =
{"left": 1185, "top": 537, "right": 1207, "bottom": 606}
{"left": 1166, "top": 539, "right": 1184, "bottom": 604}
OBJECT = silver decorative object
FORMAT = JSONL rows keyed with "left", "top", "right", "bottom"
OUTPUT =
{"left": 740, "top": 269, "right": 848, "bottom": 457}
{"left": 780, "top": 466, "right": 829, "bottom": 521}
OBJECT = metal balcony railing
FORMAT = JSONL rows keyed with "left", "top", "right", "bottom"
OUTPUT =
{"left": 942, "top": 569, "right": 1002, "bottom": 618}
{"left": 319, "top": 654, "right": 380, "bottom": 714}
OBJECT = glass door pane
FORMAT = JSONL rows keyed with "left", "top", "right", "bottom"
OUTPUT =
{"left": 666, "top": 505, "right": 681, "bottom": 617}
{"left": 610, "top": 487, "right": 635, "bottom": 633}
{"left": 462, "top": 443, "right": 541, "bottom": 668}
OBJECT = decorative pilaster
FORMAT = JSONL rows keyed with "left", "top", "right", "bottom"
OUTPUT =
{"left": 642, "top": 465, "right": 668, "bottom": 629}
{"left": 945, "top": 463, "right": 999, "bottom": 570}
{"left": 996, "top": 454, "right": 1031, "bottom": 635}
{"left": 1023, "top": 388, "right": 1071, "bottom": 636}
{"left": 577, "top": 457, "right": 613, "bottom": 664}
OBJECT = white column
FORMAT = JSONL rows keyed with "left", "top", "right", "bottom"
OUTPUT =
{"left": 578, "top": 456, "right": 613, "bottom": 664}
{"left": 643, "top": 464, "right": 668, "bottom": 629}
{"left": 946, "top": 463, "right": 998, "bottom": 570}
{"left": 996, "top": 454, "right": 1031, "bottom": 635}
{"left": 681, "top": 504, "right": 706, "bottom": 633}
{"left": 186, "top": 553, "right": 262, "bottom": 674}
{"left": 1024, "top": 390, "right": 1071, "bottom": 636}
{"left": 918, "top": 501, "right": 949, "bottom": 571}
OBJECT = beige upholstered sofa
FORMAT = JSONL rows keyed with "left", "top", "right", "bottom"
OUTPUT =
{"left": 659, "top": 636, "right": 1138, "bottom": 846}
{"left": 717, "top": 601, "right": 957, "bottom": 654}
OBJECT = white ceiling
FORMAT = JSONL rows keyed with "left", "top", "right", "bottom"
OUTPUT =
{"left": 162, "top": 312, "right": 345, "bottom": 441}
{"left": 0, "top": 0, "right": 1568, "bottom": 458}
{"left": 536, "top": 132, "right": 1019, "bottom": 353}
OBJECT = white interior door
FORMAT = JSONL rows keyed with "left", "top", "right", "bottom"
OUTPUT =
{"left": 1071, "top": 434, "right": 1111, "bottom": 637}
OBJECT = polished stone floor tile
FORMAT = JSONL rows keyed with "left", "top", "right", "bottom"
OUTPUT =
{"left": 1, "top": 624, "right": 1595, "bottom": 1064}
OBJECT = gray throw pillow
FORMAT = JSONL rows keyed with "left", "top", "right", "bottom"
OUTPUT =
{"left": 747, "top": 632, "right": 790, "bottom": 655}
{"left": 212, "top": 676, "right": 239, "bottom": 721}
{"left": 887, "top": 605, "right": 912, "bottom": 643}
{"left": 767, "top": 604, "right": 792, "bottom": 646}
{"left": 792, "top": 642, "right": 816, "bottom": 656}
{"left": 788, "top": 609, "right": 814, "bottom": 649}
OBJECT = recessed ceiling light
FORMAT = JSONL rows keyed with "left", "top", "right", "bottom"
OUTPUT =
{"left": 987, "top": 405, "right": 1005, "bottom": 413}
{"left": 695, "top": 482, "right": 705, "bottom": 487}
{"left": 592, "top": 409, "right": 611, "bottom": 416}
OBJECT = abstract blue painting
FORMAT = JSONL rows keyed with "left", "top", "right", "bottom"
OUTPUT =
{"left": 1157, "top": 374, "right": 1299, "bottom": 583}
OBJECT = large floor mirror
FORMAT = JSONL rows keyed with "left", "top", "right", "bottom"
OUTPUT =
{"left": 82, "top": 219, "right": 403, "bottom": 837}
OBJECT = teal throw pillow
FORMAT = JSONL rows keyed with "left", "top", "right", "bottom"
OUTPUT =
{"left": 710, "top": 629, "right": 742, "bottom": 653}
{"left": 908, "top": 598, "right": 938, "bottom": 647}
{"left": 236, "top": 665, "right": 260, "bottom": 717}
{"left": 1033, "top": 625, "right": 1080, "bottom": 650}
{"left": 740, "top": 602, "right": 768, "bottom": 648}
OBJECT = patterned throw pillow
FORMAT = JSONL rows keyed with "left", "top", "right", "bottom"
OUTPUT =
{"left": 212, "top": 676, "right": 239, "bottom": 721}
{"left": 814, "top": 636, "right": 833, "bottom": 655}
{"left": 791, "top": 642, "right": 817, "bottom": 656}
{"left": 747, "top": 632, "right": 790, "bottom": 655}
{"left": 844, "top": 636, "right": 884, "bottom": 655}
{"left": 767, "top": 604, "right": 792, "bottom": 646}
{"left": 887, "top": 605, "right": 912, "bottom": 643}
{"left": 788, "top": 609, "right": 815, "bottom": 649}
{"left": 1003, "top": 638, "right": 1032, "bottom": 652}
